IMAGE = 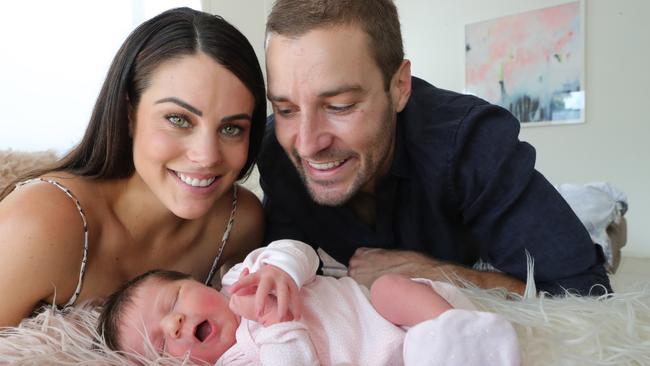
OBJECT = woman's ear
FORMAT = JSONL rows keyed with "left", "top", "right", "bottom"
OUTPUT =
{"left": 390, "top": 60, "right": 412, "bottom": 113}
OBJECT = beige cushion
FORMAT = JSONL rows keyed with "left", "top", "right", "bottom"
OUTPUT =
{"left": 0, "top": 150, "right": 58, "bottom": 193}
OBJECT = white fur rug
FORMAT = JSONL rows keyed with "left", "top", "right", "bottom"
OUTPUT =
{"left": 1, "top": 285, "right": 648, "bottom": 366}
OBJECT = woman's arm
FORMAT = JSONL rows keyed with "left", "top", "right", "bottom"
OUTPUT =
{"left": 0, "top": 183, "right": 86, "bottom": 326}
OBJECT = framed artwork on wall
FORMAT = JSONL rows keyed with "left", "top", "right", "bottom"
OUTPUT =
{"left": 464, "top": 1, "right": 585, "bottom": 126}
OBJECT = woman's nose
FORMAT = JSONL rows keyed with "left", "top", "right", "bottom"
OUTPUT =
{"left": 161, "top": 312, "right": 185, "bottom": 339}
{"left": 186, "top": 131, "right": 222, "bottom": 168}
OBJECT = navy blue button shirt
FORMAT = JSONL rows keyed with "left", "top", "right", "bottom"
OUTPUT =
{"left": 258, "top": 77, "right": 611, "bottom": 296}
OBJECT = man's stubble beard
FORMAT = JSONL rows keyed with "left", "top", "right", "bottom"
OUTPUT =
{"left": 291, "top": 97, "right": 396, "bottom": 207}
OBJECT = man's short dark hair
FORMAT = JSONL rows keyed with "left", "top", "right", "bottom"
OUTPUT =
{"left": 97, "top": 269, "right": 192, "bottom": 351}
{"left": 266, "top": 0, "right": 404, "bottom": 90}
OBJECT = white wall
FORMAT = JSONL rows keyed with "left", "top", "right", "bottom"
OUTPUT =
{"left": 0, "top": 0, "right": 200, "bottom": 155}
{"left": 201, "top": 0, "right": 269, "bottom": 78}
{"left": 0, "top": 2, "right": 134, "bottom": 154}
{"left": 396, "top": 0, "right": 650, "bottom": 257}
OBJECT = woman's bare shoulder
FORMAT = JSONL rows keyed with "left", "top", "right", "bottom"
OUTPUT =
{"left": 0, "top": 178, "right": 88, "bottom": 325}
{"left": 3, "top": 176, "right": 83, "bottom": 221}
{"left": 0, "top": 176, "right": 88, "bottom": 267}
{"left": 1, "top": 175, "right": 89, "bottom": 231}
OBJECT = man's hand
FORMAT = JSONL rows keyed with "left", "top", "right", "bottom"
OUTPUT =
{"left": 348, "top": 248, "right": 447, "bottom": 288}
{"left": 348, "top": 247, "right": 526, "bottom": 295}
{"left": 229, "top": 265, "right": 302, "bottom": 326}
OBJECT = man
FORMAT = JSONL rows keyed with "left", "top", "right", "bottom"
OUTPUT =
{"left": 258, "top": 0, "right": 611, "bottom": 296}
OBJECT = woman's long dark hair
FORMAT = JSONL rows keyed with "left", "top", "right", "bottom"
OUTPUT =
{"left": 1, "top": 7, "right": 265, "bottom": 200}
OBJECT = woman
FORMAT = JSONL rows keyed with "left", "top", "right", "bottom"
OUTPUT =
{"left": 0, "top": 7, "right": 266, "bottom": 327}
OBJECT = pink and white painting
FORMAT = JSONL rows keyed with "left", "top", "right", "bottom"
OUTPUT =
{"left": 465, "top": 1, "right": 584, "bottom": 125}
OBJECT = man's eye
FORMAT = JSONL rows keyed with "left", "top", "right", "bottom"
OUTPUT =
{"left": 166, "top": 114, "right": 191, "bottom": 128}
{"left": 327, "top": 104, "right": 354, "bottom": 113}
{"left": 274, "top": 105, "right": 296, "bottom": 117}
{"left": 221, "top": 124, "right": 243, "bottom": 137}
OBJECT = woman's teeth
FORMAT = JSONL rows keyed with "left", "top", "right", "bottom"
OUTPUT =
{"left": 176, "top": 172, "right": 216, "bottom": 187}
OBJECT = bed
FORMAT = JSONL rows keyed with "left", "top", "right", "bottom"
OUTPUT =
{"left": 1, "top": 149, "right": 648, "bottom": 365}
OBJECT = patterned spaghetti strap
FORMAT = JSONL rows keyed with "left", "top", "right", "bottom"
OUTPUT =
{"left": 16, "top": 178, "right": 89, "bottom": 308}
{"left": 204, "top": 184, "right": 238, "bottom": 286}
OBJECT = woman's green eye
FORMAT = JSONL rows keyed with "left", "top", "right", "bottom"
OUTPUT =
{"left": 167, "top": 115, "right": 190, "bottom": 128}
{"left": 221, "top": 124, "right": 242, "bottom": 136}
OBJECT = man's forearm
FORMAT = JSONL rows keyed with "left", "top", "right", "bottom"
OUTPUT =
{"left": 432, "top": 264, "right": 526, "bottom": 295}
{"left": 348, "top": 248, "right": 526, "bottom": 295}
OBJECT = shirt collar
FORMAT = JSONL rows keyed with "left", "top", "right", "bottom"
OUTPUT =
{"left": 386, "top": 114, "right": 410, "bottom": 179}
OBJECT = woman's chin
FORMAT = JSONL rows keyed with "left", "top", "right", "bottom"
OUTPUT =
{"left": 170, "top": 202, "right": 214, "bottom": 220}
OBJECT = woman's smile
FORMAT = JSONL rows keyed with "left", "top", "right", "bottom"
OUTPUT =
{"left": 169, "top": 169, "right": 221, "bottom": 195}
{"left": 173, "top": 170, "right": 218, "bottom": 188}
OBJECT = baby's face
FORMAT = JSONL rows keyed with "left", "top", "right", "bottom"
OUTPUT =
{"left": 119, "top": 278, "right": 240, "bottom": 364}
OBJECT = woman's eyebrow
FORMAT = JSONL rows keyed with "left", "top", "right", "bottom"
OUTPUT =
{"left": 155, "top": 97, "right": 203, "bottom": 117}
{"left": 222, "top": 113, "right": 252, "bottom": 123}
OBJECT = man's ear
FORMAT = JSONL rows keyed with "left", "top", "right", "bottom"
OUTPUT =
{"left": 390, "top": 59, "right": 412, "bottom": 113}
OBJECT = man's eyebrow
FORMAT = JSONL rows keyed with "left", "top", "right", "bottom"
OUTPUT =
{"left": 318, "top": 85, "right": 364, "bottom": 98}
{"left": 267, "top": 92, "right": 288, "bottom": 103}
{"left": 155, "top": 97, "right": 203, "bottom": 117}
{"left": 267, "top": 85, "right": 364, "bottom": 102}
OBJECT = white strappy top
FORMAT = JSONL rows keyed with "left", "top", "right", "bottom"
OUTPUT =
{"left": 16, "top": 178, "right": 238, "bottom": 308}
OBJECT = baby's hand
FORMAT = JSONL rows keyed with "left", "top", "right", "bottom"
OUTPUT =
{"left": 229, "top": 266, "right": 302, "bottom": 326}
{"left": 229, "top": 292, "right": 293, "bottom": 326}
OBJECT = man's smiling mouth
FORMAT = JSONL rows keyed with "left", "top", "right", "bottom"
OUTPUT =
{"left": 306, "top": 159, "right": 347, "bottom": 171}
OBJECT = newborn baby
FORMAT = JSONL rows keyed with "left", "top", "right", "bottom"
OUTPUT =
{"left": 98, "top": 239, "right": 521, "bottom": 365}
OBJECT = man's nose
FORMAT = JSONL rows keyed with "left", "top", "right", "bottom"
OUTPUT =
{"left": 294, "top": 110, "right": 333, "bottom": 158}
{"left": 186, "top": 130, "right": 222, "bottom": 168}
{"left": 161, "top": 312, "right": 185, "bottom": 339}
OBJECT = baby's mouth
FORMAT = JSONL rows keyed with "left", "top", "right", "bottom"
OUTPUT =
{"left": 194, "top": 320, "right": 212, "bottom": 342}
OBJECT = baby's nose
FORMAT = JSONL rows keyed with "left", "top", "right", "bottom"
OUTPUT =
{"left": 161, "top": 312, "right": 185, "bottom": 339}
